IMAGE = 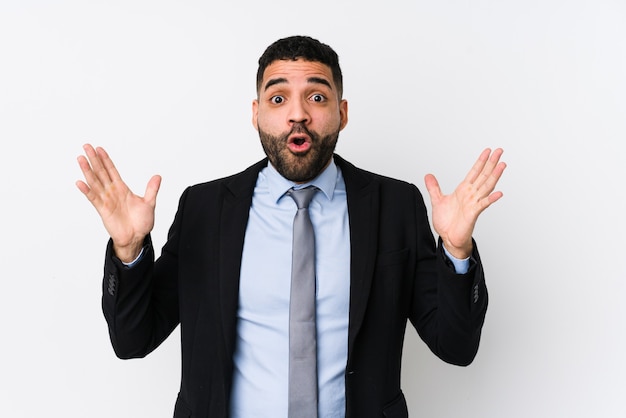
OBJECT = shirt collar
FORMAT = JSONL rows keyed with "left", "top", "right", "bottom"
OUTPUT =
{"left": 265, "top": 157, "right": 338, "bottom": 204}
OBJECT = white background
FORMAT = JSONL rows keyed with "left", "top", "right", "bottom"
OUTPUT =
{"left": 1, "top": 1, "right": 625, "bottom": 417}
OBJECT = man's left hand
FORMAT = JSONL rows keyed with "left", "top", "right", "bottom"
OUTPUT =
{"left": 425, "top": 148, "right": 506, "bottom": 259}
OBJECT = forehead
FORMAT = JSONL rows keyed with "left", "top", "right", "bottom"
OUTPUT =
{"left": 260, "top": 59, "right": 335, "bottom": 90}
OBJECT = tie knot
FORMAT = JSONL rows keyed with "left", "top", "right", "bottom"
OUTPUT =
{"left": 287, "top": 186, "right": 318, "bottom": 209}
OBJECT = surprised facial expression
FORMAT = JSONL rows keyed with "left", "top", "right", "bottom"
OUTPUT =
{"left": 253, "top": 59, "right": 348, "bottom": 183}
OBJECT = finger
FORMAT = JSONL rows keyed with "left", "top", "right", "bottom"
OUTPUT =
{"left": 463, "top": 148, "right": 491, "bottom": 185}
{"left": 76, "top": 164, "right": 104, "bottom": 206}
{"left": 477, "top": 160, "right": 507, "bottom": 199}
{"left": 424, "top": 173, "right": 443, "bottom": 203}
{"left": 77, "top": 153, "right": 105, "bottom": 196}
{"left": 473, "top": 148, "right": 503, "bottom": 191}
{"left": 471, "top": 148, "right": 504, "bottom": 191}
{"left": 483, "top": 148, "right": 504, "bottom": 179}
{"left": 471, "top": 191, "right": 504, "bottom": 219}
{"left": 75, "top": 179, "right": 91, "bottom": 197}
{"left": 96, "top": 146, "right": 124, "bottom": 184}
{"left": 83, "top": 144, "right": 112, "bottom": 187}
{"left": 487, "top": 190, "right": 504, "bottom": 205}
{"left": 144, "top": 175, "right": 162, "bottom": 206}
{"left": 76, "top": 177, "right": 102, "bottom": 208}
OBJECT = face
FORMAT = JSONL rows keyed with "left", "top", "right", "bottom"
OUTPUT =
{"left": 253, "top": 59, "right": 348, "bottom": 183}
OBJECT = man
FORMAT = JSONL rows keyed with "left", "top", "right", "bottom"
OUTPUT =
{"left": 77, "top": 36, "right": 505, "bottom": 417}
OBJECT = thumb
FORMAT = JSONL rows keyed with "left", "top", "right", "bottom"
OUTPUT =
{"left": 144, "top": 175, "right": 162, "bottom": 205}
{"left": 424, "top": 174, "right": 442, "bottom": 202}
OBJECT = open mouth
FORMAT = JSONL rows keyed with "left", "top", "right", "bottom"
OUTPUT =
{"left": 288, "top": 134, "right": 311, "bottom": 153}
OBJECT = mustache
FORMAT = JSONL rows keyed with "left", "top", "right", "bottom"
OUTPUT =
{"left": 287, "top": 123, "right": 314, "bottom": 139}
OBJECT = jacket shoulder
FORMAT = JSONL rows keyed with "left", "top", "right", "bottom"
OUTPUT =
{"left": 184, "top": 158, "right": 268, "bottom": 197}
{"left": 334, "top": 154, "right": 422, "bottom": 197}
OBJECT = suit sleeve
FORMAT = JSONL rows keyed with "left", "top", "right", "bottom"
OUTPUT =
{"left": 409, "top": 186, "right": 488, "bottom": 366}
{"left": 101, "top": 188, "right": 189, "bottom": 359}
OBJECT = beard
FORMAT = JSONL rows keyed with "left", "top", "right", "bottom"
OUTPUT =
{"left": 258, "top": 123, "right": 339, "bottom": 183}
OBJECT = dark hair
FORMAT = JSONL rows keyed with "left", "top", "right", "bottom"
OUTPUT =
{"left": 256, "top": 35, "right": 343, "bottom": 98}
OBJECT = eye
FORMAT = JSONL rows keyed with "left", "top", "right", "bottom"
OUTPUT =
{"left": 270, "top": 96, "right": 284, "bottom": 104}
{"left": 310, "top": 94, "right": 326, "bottom": 103}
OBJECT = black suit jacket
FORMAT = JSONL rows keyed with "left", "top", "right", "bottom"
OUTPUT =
{"left": 102, "top": 155, "right": 488, "bottom": 418}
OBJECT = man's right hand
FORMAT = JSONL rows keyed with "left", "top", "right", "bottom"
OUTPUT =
{"left": 76, "top": 144, "right": 161, "bottom": 263}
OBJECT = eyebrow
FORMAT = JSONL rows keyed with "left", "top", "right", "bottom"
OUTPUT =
{"left": 264, "top": 76, "right": 333, "bottom": 91}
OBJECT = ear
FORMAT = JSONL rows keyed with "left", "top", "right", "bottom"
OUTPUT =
{"left": 339, "top": 99, "right": 349, "bottom": 131}
{"left": 252, "top": 99, "right": 259, "bottom": 131}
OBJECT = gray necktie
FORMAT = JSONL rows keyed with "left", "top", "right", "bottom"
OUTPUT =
{"left": 287, "top": 187, "right": 318, "bottom": 418}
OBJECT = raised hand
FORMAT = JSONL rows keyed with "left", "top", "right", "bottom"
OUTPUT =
{"left": 76, "top": 144, "right": 161, "bottom": 262}
{"left": 424, "top": 148, "right": 506, "bottom": 259}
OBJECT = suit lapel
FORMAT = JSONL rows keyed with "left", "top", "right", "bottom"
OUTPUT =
{"left": 217, "top": 159, "right": 268, "bottom": 357}
{"left": 211, "top": 155, "right": 379, "bottom": 360}
{"left": 335, "top": 155, "right": 380, "bottom": 358}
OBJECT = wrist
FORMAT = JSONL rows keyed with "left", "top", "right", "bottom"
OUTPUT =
{"left": 442, "top": 239, "right": 473, "bottom": 260}
{"left": 113, "top": 240, "right": 144, "bottom": 264}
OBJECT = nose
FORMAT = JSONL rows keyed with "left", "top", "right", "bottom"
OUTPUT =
{"left": 287, "top": 99, "right": 310, "bottom": 125}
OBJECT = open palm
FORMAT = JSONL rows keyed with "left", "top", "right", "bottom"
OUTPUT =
{"left": 425, "top": 148, "right": 506, "bottom": 259}
{"left": 76, "top": 144, "right": 161, "bottom": 262}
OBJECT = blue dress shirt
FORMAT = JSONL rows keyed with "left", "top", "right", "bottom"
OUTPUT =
{"left": 230, "top": 158, "right": 351, "bottom": 417}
